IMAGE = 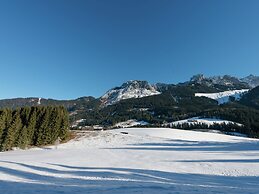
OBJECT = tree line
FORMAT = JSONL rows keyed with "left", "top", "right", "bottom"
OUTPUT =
{"left": 168, "top": 122, "right": 247, "bottom": 135}
{"left": 200, "top": 107, "right": 259, "bottom": 138}
{"left": 0, "top": 106, "right": 69, "bottom": 151}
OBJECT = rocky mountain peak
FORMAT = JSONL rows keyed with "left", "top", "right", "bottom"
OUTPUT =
{"left": 101, "top": 80, "right": 161, "bottom": 106}
{"left": 240, "top": 74, "right": 259, "bottom": 88}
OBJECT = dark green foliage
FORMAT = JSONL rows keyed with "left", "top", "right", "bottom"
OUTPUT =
{"left": 72, "top": 88, "right": 259, "bottom": 138}
{"left": 0, "top": 96, "right": 100, "bottom": 111}
{"left": 34, "top": 107, "right": 51, "bottom": 146}
{"left": 200, "top": 107, "right": 259, "bottom": 138}
{"left": 0, "top": 80, "right": 259, "bottom": 140}
{"left": 73, "top": 85, "right": 219, "bottom": 127}
{"left": 16, "top": 126, "right": 28, "bottom": 149}
{"left": 0, "top": 106, "right": 70, "bottom": 152}
{"left": 59, "top": 107, "right": 70, "bottom": 140}
{"left": 27, "top": 107, "right": 37, "bottom": 144}
{"left": 1, "top": 110, "right": 22, "bottom": 151}
{"left": 169, "top": 122, "right": 246, "bottom": 135}
{"left": 0, "top": 109, "right": 7, "bottom": 143}
{"left": 239, "top": 86, "right": 259, "bottom": 108}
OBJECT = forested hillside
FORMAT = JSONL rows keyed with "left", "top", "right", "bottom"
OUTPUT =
{"left": 1, "top": 76, "right": 259, "bottom": 139}
{"left": 0, "top": 106, "right": 69, "bottom": 151}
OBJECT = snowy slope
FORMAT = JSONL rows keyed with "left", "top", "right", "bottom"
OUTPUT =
{"left": 240, "top": 74, "right": 259, "bottom": 88}
{"left": 1, "top": 128, "right": 259, "bottom": 194}
{"left": 71, "top": 119, "right": 86, "bottom": 128}
{"left": 195, "top": 89, "right": 249, "bottom": 104}
{"left": 101, "top": 80, "right": 160, "bottom": 106}
{"left": 168, "top": 117, "right": 243, "bottom": 127}
{"left": 114, "top": 119, "right": 149, "bottom": 128}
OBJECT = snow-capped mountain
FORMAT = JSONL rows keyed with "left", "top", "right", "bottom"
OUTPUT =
{"left": 101, "top": 80, "right": 161, "bottom": 106}
{"left": 189, "top": 74, "right": 250, "bottom": 90}
{"left": 189, "top": 74, "right": 259, "bottom": 89}
{"left": 240, "top": 74, "right": 259, "bottom": 88}
{"left": 195, "top": 89, "right": 249, "bottom": 104}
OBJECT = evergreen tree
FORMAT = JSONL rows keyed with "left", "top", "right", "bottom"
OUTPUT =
{"left": 59, "top": 107, "right": 69, "bottom": 140}
{"left": 49, "top": 107, "right": 61, "bottom": 143}
{"left": 1, "top": 110, "right": 22, "bottom": 151}
{"left": 16, "top": 126, "right": 28, "bottom": 149}
{"left": 0, "top": 110, "right": 6, "bottom": 143}
{"left": 0, "top": 106, "right": 70, "bottom": 151}
{"left": 20, "top": 107, "right": 31, "bottom": 126}
{"left": 35, "top": 107, "right": 51, "bottom": 146}
{"left": 27, "top": 107, "right": 37, "bottom": 145}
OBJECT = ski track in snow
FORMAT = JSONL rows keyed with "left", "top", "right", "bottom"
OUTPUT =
{"left": 0, "top": 128, "right": 259, "bottom": 194}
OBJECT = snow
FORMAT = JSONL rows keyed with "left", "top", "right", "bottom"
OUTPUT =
{"left": 37, "top": 98, "right": 41, "bottom": 105}
{"left": 1, "top": 127, "right": 259, "bottom": 194}
{"left": 114, "top": 119, "right": 149, "bottom": 128}
{"left": 167, "top": 117, "right": 243, "bottom": 127}
{"left": 71, "top": 119, "right": 86, "bottom": 128}
{"left": 195, "top": 89, "right": 249, "bottom": 104}
{"left": 101, "top": 80, "right": 161, "bottom": 106}
{"left": 241, "top": 75, "right": 259, "bottom": 88}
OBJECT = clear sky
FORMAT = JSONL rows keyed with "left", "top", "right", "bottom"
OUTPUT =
{"left": 0, "top": 0, "right": 259, "bottom": 99}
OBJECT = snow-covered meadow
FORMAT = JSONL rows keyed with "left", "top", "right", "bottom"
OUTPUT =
{"left": 0, "top": 128, "right": 259, "bottom": 193}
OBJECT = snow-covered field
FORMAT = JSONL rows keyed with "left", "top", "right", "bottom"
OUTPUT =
{"left": 1, "top": 128, "right": 259, "bottom": 194}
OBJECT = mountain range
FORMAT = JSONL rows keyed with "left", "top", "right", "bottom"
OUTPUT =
{"left": 1, "top": 74, "right": 259, "bottom": 137}
{"left": 1, "top": 74, "right": 258, "bottom": 108}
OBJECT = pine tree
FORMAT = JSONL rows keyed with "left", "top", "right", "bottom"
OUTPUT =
{"left": 16, "top": 126, "right": 28, "bottom": 149}
{"left": 33, "top": 107, "right": 46, "bottom": 145}
{"left": 59, "top": 107, "right": 69, "bottom": 140}
{"left": 49, "top": 107, "right": 61, "bottom": 143}
{"left": 0, "top": 110, "right": 6, "bottom": 144}
{"left": 35, "top": 107, "right": 51, "bottom": 145}
{"left": 27, "top": 107, "right": 37, "bottom": 145}
{"left": 0, "top": 106, "right": 70, "bottom": 151}
{"left": 20, "top": 107, "right": 31, "bottom": 126}
{"left": 1, "top": 110, "right": 22, "bottom": 151}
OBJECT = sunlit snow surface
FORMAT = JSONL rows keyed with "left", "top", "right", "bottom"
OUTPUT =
{"left": 114, "top": 119, "right": 149, "bottom": 128}
{"left": 101, "top": 80, "right": 161, "bottom": 106}
{"left": 195, "top": 89, "right": 249, "bottom": 104}
{"left": 168, "top": 117, "right": 243, "bottom": 127}
{"left": 1, "top": 128, "right": 259, "bottom": 194}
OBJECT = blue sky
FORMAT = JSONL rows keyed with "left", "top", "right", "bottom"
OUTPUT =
{"left": 0, "top": 0, "right": 259, "bottom": 99}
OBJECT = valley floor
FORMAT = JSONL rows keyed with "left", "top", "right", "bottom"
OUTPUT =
{"left": 0, "top": 128, "right": 259, "bottom": 194}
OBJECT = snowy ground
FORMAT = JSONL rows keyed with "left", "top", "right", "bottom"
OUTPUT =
{"left": 167, "top": 117, "right": 243, "bottom": 127}
{"left": 195, "top": 89, "right": 249, "bottom": 104}
{"left": 0, "top": 128, "right": 259, "bottom": 193}
{"left": 114, "top": 119, "right": 149, "bottom": 128}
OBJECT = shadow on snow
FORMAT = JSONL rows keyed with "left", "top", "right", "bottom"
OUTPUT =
{"left": 0, "top": 161, "right": 258, "bottom": 194}
{"left": 106, "top": 139, "right": 259, "bottom": 153}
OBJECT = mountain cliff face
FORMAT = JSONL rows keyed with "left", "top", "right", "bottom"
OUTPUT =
{"left": 188, "top": 74, "right": 250, "bottom": 90}
{"left": 188, "top": 74, "right": 259, "bottom": 89}
{"left": 240, "top": 74, "right": 259, "bottom": 88}
{"left": 100, "top": 80, "right": 161, "bottom": 106}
